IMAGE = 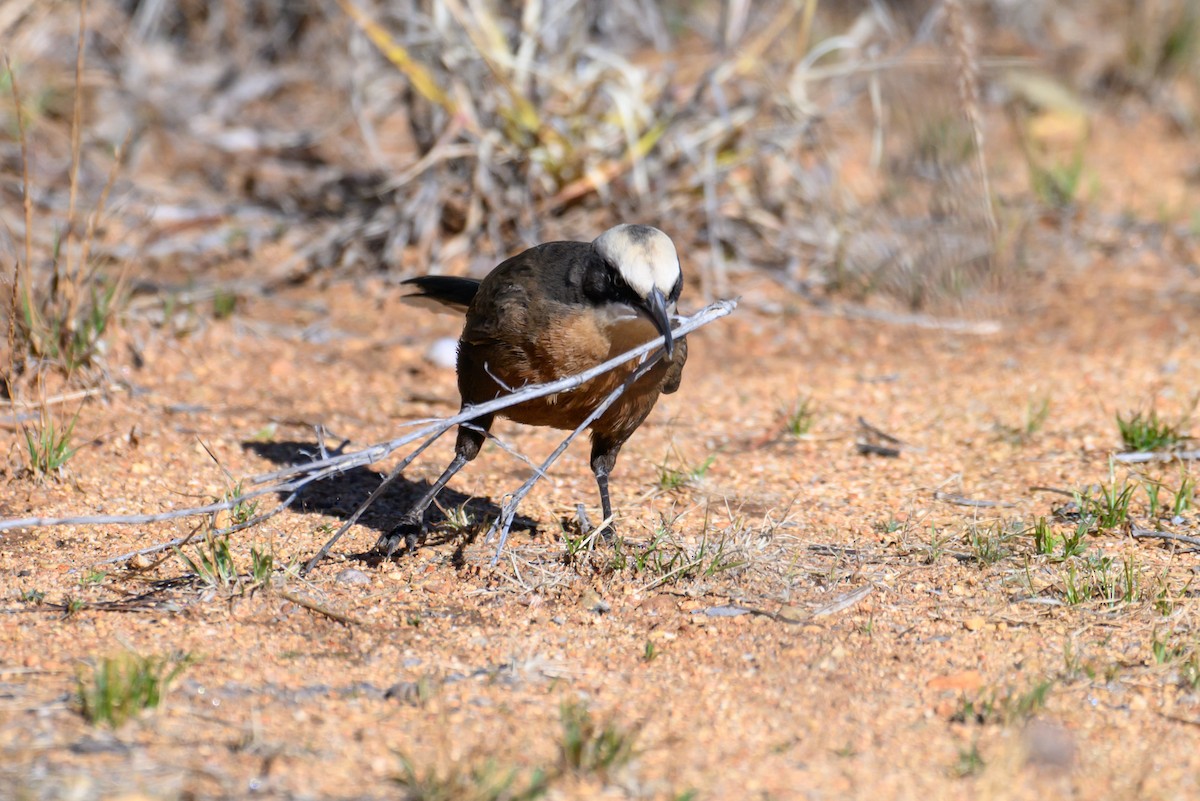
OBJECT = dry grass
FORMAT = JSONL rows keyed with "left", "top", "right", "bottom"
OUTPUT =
{"left": 1, "top": 0, "right": 1050, "bottom": 321}
{"left": 3, "top": 6, "right": 1200, "bottom": 797}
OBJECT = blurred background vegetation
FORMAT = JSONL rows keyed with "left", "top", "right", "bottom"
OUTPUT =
{"left": 1, "top": 0, "right": 1198, "bottom": 391}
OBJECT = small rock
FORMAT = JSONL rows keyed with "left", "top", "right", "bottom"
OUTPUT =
{"left": 964, "top": 616, "right": 986, "bottom": 631}
{"left": 1024, "top": 720, "right": 1075, "bottom": 771}
{"left": 639, "top": 594, "right": 678, "bottom": 615}
{"left": 776, "top": 604, "right": 807, "bottom": 623}
{"left": 335, "top": 568, "right": 372, "bottom": 586}
{"left": 127, "top": 553, "right": 151, "bottom": 570}
{"left": 578, "top": 589, "right": 610, "bottom": 613}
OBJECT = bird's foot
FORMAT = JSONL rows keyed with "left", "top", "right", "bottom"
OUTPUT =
{"left": 572, "top": 504, "right": 616, "bottom": 543}
{"left": 373, "top": 517, "right": 425, "bottom": 559}
{"left": 594, "top": 520, "right": 617, "bottom": 543}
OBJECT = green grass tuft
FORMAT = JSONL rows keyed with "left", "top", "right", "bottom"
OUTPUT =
{"left": 393, "top": 755, "right": 548, "bottom": 801}
{"left": 784, "top": 396, "right": 816, "bottom": 436}
{"left": 658, "top": 455, "right": 715, "bottom": 491}
{"left": 77, "top": 651, "right": 192, "bottom": 727}
{"left": 558, "top": 699, "right": 639, "bottom": 780}
{"left": 1117, "top": 408, "right": 1187, "bottom": 452}
{"left": 23, "top": 412, "right": 78, "bottom": 477}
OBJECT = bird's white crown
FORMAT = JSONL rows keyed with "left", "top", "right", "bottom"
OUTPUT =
{"left": 593, "top": 224, "right": 680, "bottom": 299}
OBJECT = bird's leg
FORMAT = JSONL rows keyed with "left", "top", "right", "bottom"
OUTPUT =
{"left": 589, "top": 437, "right": 623, "bottom": 540}
{"left": 375, "top": 415, "right": 491, "bottom": 557}
{"left": 375, "top": 453, "right": 468, "bottom": 556}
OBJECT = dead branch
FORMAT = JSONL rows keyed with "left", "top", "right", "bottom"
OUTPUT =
{"left": 0, "top": 301, "right": 735, "bottom": 573}
{"left": 0, "top": 299, "right": 736, "bottom": 548}
{"left": 302, "top": 300, "right": 738, "bottom": 573}
{"left": 485, "top": 349, "right": 666, "bottom": 563}
{"left": 933, "top": 491, "right": 1015, "bottom": 509}
{"left": 1131, "top": 526, "right": 1200, "bottom": 549}
{"left": 1113, "top": 449, "right": 1200, "bottom": 464}
{"left": 278, "top": 588, "right": 364, "bottom": 627}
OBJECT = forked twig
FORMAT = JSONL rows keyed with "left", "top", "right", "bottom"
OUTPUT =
{"left": 484, "top": 350, "right": 666, "bottom": 563}
{"left": 0, "top": 301, "right": 738, "bottom": 569}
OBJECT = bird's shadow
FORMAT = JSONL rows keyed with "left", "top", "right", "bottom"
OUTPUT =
{"left": 243, "top": 440, "right": 539, "bottom": 564}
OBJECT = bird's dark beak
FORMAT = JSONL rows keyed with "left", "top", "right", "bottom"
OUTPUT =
{"left": 643, "top": 287, "right": 674, "bottom": 358}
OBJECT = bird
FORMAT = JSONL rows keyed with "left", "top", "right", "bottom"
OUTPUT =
{"left": 376, "top": 223, "right": 688, "bottom": 556}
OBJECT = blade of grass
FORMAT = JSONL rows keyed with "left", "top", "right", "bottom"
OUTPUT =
{"left": 333, "top": 0, "right": 456, "bottom": 113}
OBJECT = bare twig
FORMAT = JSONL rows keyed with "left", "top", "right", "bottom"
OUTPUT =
{"left": 1113, "top": 449, "right": 1200, "bottom": 464}
{"left": 1131, "top": 527, "right": 1200, "bottom": 549}
{"left": 255, "top": 300, "right": 736, "bottom": 488}
{"left": 0, "top": 384, "right": 127, "bottom": 410}
{"left": 300, "top": 426, "right": 449, "bottom": 575}
{"left": 0, "top": 301, "right": 738, "bottom": 571}
{"left": 278, "top": 588, "right": 364, "bottom": 627}
{"left": 5, "top": 53, "right": 32, "bottom": 397}
{"left": 1029, "top": 486, "right": 1077, "bottom": 498}
{"left": 934, "top": 491, "right": 1015, "bottom": 509}
{"left": 811, "top": 584, "right": 875, "bottom": 618}
{"left": 485, "top": 349, "right": 666, "bottom": 562}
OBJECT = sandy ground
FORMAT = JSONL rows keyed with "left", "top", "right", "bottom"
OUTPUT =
{"left": 3, "top": 98, "right": 1200, "bottom": 801}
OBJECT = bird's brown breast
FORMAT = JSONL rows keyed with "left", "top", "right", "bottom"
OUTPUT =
{"left": 458, "top": 298, "right": 684, "bottom": 439}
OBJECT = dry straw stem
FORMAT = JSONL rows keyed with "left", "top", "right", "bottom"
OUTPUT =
{"left": 0, "top": 301, "right": 738, "bottom": 567}
{"left": 61, "top": 0, "right": 88, "bottom": 302}
{"left": 4, "top": 53, "right": 33, "bottom": 397}
{"left": 943, "top": 0, "right": 998, "bottom": 245}
{"left": 6, "top": 1, "right": 127, "bottom": 378}
{"left": 335, "top": 0, "right": 456, "bottom": 113}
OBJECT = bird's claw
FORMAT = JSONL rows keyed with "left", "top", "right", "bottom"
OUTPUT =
{"left": 374, "top": 518, "right": 424, "bottom": 558}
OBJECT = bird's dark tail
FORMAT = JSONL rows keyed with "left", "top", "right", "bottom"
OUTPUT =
{"left": 401, "top": 276, "right": 481, "bottom": 315}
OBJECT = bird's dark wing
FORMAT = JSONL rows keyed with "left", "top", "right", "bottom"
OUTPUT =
{"left": 402, "top": 276, "right": 482, "bottom": 315}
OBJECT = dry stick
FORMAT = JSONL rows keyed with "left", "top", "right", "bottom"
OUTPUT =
{"left": 61, "top": 0, "right": 88, "bottom": 314}
{"left": 933, "top": 491, "right": 1015, "bottom": 509}
{"left": 1113, "top": 449, "right": 1200, "bottom": 464}
{"left": 485, "top": 350, "right": 667, "bottom": 564}
{"left": 811, "top": 584, "right": 875, "bottom": 619}
{"left": 0, "top": 384, "right": 126, "bottom": 409}
{"left": 0, "top": 474, "right": 314, "bottom": 534}
{"left": 79, "top": 132, "right": 132, "bottom": 291}
{"left": 252, "top": 299, "right": 736, "bottom": 489}
{"left": 300, "top": 302, "right": 737, "bottom": 573}
{"left": 92, "top": 495, "right": 302, "bottom": 568}
{"left": 278, "top": 588, "right": 364, "bottom": 627}
{"left": 300, "top": 426, "right": 450, "bottom": 575}
{"left": 1131, "top": 527, "right": 1200, "bottom": 548}
{"left": 0, "top": 302, "right": 737, "bottom": 561}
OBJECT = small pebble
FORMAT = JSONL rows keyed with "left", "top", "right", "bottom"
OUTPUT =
{"left": 335, "top": 568, "right": 372, "bottom": 586}
{"left": 1024, "top": 720, "right": 1076, "bottom": 771}
{"left": 578, "top": 589, "right": 610, "bottom": 613}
